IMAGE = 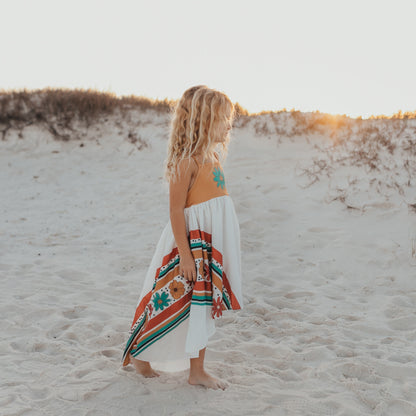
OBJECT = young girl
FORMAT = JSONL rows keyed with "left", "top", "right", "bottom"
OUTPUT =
{"left": 121, "top": 86, "right": 243, "bottom": 390}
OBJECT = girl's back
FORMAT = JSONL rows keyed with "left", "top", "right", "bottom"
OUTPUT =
{"left": 185, "top": 152, "right": 229, "bottom": 208}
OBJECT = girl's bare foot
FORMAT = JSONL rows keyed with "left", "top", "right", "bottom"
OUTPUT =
{"left": 188, "top": 370, "right": 228, "bottom": 390}
{"left": 188, "top": 347, "right": 227, "bottom": 390}
{"left": 130, "top": 356, "right": 160, "bottom": 378}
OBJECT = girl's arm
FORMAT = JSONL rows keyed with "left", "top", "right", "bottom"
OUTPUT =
{"left": 169, "top": 158, "right": 198, "bottom": 282}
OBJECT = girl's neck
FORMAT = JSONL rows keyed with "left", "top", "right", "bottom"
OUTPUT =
{"left": 193, "top": 149, "right": 217, "bottom": 162}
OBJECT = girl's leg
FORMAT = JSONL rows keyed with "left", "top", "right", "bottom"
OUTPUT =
{"left": 188, "top": 347, "right": 227, "bottom": 390}
{"left": 130, "top": 356, "right": 160, "bottom": 378}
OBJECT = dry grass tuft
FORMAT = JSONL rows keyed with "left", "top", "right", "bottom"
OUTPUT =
{"left": 294, "top": 116, "right": 416, "bottom": 211}
{"left": 0, "top": 87, "right": 176, "bottom": 141}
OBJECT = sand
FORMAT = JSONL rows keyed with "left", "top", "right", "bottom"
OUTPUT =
{"left": 1, "top": 113, "right": 416, "bottom": 415}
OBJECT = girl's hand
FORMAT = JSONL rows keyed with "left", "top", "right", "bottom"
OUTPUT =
{"left": 179, "top": 254, "right": 197, "bottom": 282}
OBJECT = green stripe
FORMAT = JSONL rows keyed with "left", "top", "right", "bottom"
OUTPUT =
{"left": 211, "top": 263, "right": 222, "bottom": 277}
{"left": 157, "top": 257, "right": 180, "bottom": 279}
{"left": 191, "top": 301, "right": 213, "bottom": 306}
{"left": 190, "top": 241, "right": 212, "bottom": 251}
{"left": 222, "top": 292, "right": 231, "bottom": 309}
{"left": 131, "top": 306, "right": 190, "bottom": 355}
{"left": 192, "top": 295, "right": 212, "bottom": 301}
{"left": 123, "top": 315, "right": 146, "bottom": 357}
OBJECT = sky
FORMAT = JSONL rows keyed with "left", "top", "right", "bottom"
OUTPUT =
{"left": 1, "top": 0, "right": 415, "bottom": 119}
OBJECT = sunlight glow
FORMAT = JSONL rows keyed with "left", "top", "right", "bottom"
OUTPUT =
{"left": 1, "top": 0, "right": 415, "bottom": 119}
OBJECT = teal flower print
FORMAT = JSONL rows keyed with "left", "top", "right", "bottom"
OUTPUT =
{"left": 213, "top": 167, "right": 225, "bottom": 189}
{"left": 153, "top": 292, "right": 170, "bottom": 311}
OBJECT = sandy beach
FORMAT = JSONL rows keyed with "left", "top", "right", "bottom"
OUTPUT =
{"left": 1, "top": 110, "right": 416, "bottom": 415}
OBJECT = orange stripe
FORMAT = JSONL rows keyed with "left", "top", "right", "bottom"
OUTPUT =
{"left": 128, "top": 291, "right": 193, "bottom": 352}
{"left": 144, "top": 290, "right": 192, "bottom": 333}
{"left": 154, "top": 261, "right": 181, "bottom": 291}
{"left": 153, "top": 246, "right": 180, "bottom": 282}
{"left": 223, "top": 269, "right": 241, "bottom": 309}
{"left": 137, "top": 298, "right": 190, "bottom": 342}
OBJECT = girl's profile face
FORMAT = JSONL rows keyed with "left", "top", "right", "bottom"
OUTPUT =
{"left": 214, "top": 113, "right": 232, "bottom": 143}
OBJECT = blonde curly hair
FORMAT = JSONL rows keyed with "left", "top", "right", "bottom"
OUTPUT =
{"left": 163, "top": 86, "right": 235, "bottom": 184}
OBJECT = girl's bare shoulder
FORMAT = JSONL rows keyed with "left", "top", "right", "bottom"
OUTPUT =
{"left": 175, "top": 156, "right": 198, "bottom": 179}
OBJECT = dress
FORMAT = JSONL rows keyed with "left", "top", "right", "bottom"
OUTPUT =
{"left": 121, "top": 152, "right": 243, "bottom": 371}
